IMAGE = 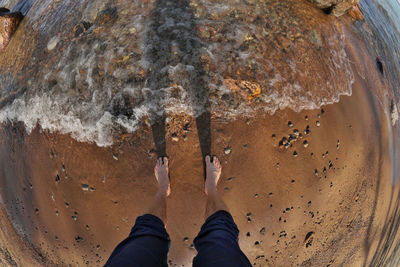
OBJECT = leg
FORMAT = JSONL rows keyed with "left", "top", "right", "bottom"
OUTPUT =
{"left": 105, "top": 157, "right": 171, "bottom": 267}
{"left": 192, "top": 156, "right": 252, "bottom": 267}
{"left": 204, "top": 155, "right": 228, "bottom": 219}
{"left": 145, "top": 157, "right": 171, "bottom": 224}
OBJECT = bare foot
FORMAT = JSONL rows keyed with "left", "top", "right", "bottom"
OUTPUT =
{"left": 154, "top": 157, "right": 171, "bottom": 196}
{"left": 205, "top": 155, "right": 222, "bottom": 195}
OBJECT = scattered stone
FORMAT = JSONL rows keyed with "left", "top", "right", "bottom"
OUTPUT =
{"left": 254, "top": 241, "right": 260, "bottom": 245}
{"left": 102, "top": 175, "right": 106, "bottom": 183}
{"left": 293, "top": 151, "right": 298, "bottom": 157}
{"left": 62, "top": 165, "right": 66, "bottom": 172}
{"left": 0, "top": 11, "right": 23, "bottom": 51}
{"left": 112, "top": 153, "right": 119, "bottom": 160}
{"left": 304, "top": 231, "right": 314, "bottom": 248}
{"left": 303, "top": 140, "right": 309, "bottom": 148}
{"left": 316, "top": 120, "right": 320, "bottom": 126}
{"left": 288, "top": 121, "right": 294, "bottom": 128}
{"left": 254, "top": 193, "right": 259, "bottom": 198}
{"left": 329, "top": 161, "right": 333, "bottom": 169}
{"left": 81, "top": 184, "right": 89, "bottom": 191}
{"left": 271, "top": 134, "right": 276, "bottom": 139}
{"left": 348, "top": 3, "right": 364, "bottom": 20}
{"left": 291, "top": 179, "right": 295, "bottom": 183}
{"left": 72, "top": 215, "right": 78, "bottom": 221}
{"left": 304, "top": 125, "right": 310, "bottom": 135}
{"left": 243, "top": 144, "right": 248, "bottom": 148}
{"left": 183, "top": 237, "right": 189, "bottom": 242}
{"left": 86, "top": 224, "right": 90, "bottom": 230}
{"left": 260, "top": 227, "right": 266, "bottom": 235}
{"left": 293, "top": 129, "right": 299, "bottom": 136}
{"left": 227, "top": 177, "right": 233, "bottom": 181}
{"left": 73, "top": 21, "right": 92, "bottom": 37}
{"left": 94, "top": 7, "right": 118, "bottom": 25}
{"left": 308, "top": 0, "right": 357, "bottom": 17}
{"left": 246, "top": 212, "right": 252, "bottom": 217}
{"left": 55, "top": 174, "right": 60, "bottom": 182}
{"left": 89, "top": 187, "right": 95, "bottom": 192}
{"left": 171, "top": 133, "right": 179, "bottom": 142}
{"left": 55, "top": 210, "right": 59, "bottom": 216}
{"left": 224, "top": 147, "right": 231, "bottom": 155}
{"left": 75, "top": 235, "right": 84, "bottom": 243}
{"left": 47, "top": 36, "right": 60, "bottom": 51}
{"left": 246, "top": 232, "right": 251, "bottom": 237}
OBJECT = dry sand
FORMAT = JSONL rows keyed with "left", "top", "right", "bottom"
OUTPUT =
{"left": 0, "top": 6, "right": 398, "bottom": 267}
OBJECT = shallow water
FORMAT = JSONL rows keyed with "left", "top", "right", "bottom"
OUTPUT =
{"left": 0, "top": 0, "right": 355, "bottom": 146}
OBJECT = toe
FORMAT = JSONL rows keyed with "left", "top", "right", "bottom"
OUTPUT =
{"left": 205, "top": 155, "right": 211, "bottom": 164}
{"left": 213, "top": 156, "right": 217, "bottom": 164}
{"left": 163, "top": 157, "right": 169, "bottom": 165}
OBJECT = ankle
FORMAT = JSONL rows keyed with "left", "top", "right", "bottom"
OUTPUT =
{"left": 157, "top": 189, "right": 169, "bottom": 197}
{"left": 206, "top": 187, "right": 218, "bottom": 196}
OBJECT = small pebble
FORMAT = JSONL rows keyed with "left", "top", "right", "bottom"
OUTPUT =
{"left": 224, "top": 147, "right": 231, "bottom": 155}
{"left": 89, "top": 187, "right": 95, "bottom": 192}
{"left": 47, "top": 36, "right": 60, "bottom": 51}
{"left": 183, "top": 237, "right": 189, "bottom": 242}
{"left": 288, "top": 121, "right": 294, "bottom": 128}
{"left": 305, "top": 115, "right": 309, "bottom": 120}
{"left": 246, "top": 232, "right": 251, "bottom": 237}
{"left": 55, "top": 174, "right": 60, "bottom": 182}
{"left": 303, "top": 140, "right": 308, "bottom": 148}
{"left": 316, "top": 121, "right": 320, "bottom": 127}
{"left": 113, "top": 154, "right": 119, "bottom": 160}
{"left": 81, "top": 184, "right": 89, "bottom": 191}
{"left": 260, "top": 227, "right": 266, "bottom": 235}
{"left": 293, "top": 151, "right": 298, "bottom": 157}
{"left": 72, "top": 215, "right": 78, "bottom": 221}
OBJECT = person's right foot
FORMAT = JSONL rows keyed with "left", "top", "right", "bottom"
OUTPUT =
{"left": 205, "top": 155, "right": 222, "bottom": 195}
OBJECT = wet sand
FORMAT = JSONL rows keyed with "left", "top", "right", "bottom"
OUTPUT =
{"left": 0, "top": 14, "right": 396, "bottom": 266}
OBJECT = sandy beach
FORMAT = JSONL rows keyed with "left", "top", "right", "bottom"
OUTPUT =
{"left": 1, "top": 0, "right": 400, "bottom": 266}
{"left": 0, "top": 15, "right": 397, "bottom": 265}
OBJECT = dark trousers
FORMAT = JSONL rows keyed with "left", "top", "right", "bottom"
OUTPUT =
{"left": 105, "top": 210, "right": 252, "bottom": 267}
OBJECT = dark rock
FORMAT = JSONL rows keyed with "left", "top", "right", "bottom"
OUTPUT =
{"left": 73, "top": 21, "right": 93, "bottom": 37}
{"left": 75, "top": 235, "right": 84, "bottom": 243}
{"left": 94, "top": 7, "right": 118, "bottom": 25}
{"left": 0, "top": 7, "right": 10, "bottom": 15}
{"left": 307, "top": 0, "right": 359, "bottom": 17}
{"left": 0, "top": 11, "right": 23, "bottom": 51}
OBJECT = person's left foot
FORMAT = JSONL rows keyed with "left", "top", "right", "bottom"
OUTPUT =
{"left": 154, "top": 157, "right": 171, "bottom": 196}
